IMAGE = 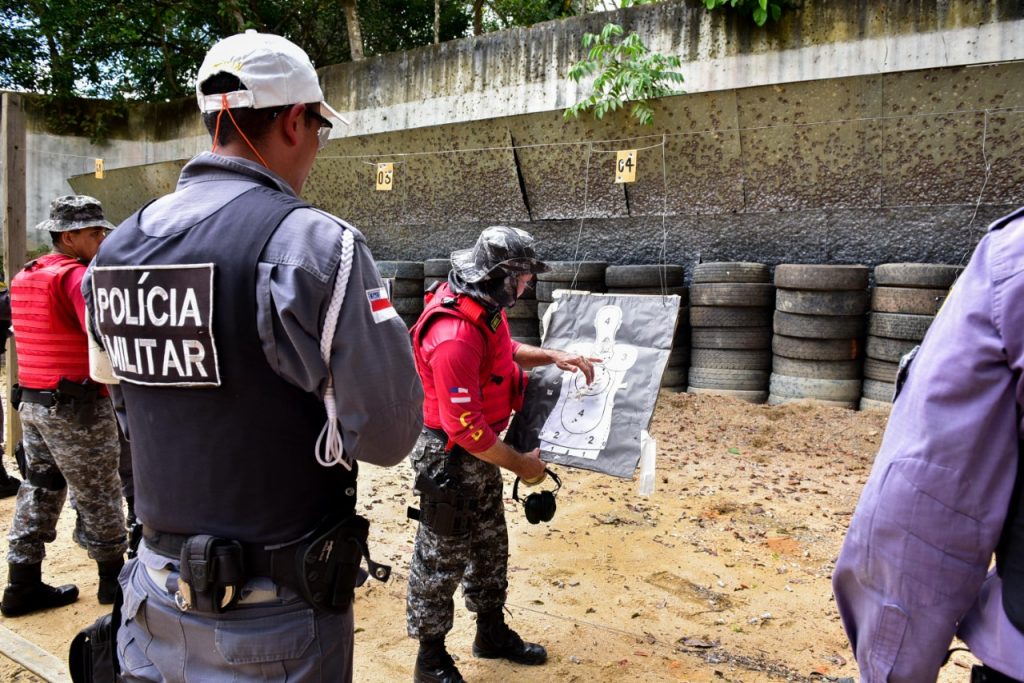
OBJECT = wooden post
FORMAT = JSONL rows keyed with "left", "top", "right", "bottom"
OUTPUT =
{"left": 2, "top": 92, "right": 27, "bottom": 460}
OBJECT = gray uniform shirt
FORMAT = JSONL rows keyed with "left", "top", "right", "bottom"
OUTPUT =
{"left": 84, "top": 152, "right": 423, "bottom": 467}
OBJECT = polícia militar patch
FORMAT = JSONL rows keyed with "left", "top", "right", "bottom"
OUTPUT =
{"left": 91, "top": 264, "right": 220, "bottom": 387}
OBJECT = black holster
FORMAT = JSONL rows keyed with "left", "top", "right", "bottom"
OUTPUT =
{"left": 68, "top": 583, "right": 122, "bottom": 683}
{"left": 408, "top": 472, "right": 474, "bottom": 537}
{"left": 57, "top": 378, "right": 99, "bottom": 427}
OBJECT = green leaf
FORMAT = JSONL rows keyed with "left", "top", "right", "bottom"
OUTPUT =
{"left": 753, "top": 6, "right": 768, "bottom": 25}
{"left": 771, "top": 3, "right": 783, "bottom": 21}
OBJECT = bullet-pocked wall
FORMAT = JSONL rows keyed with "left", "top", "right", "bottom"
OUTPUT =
{"left": 57, "top": 0, "right": 1024, "bottom": 267}
{"left": 299, "top": 62, "right": 1024, "bottom": 269}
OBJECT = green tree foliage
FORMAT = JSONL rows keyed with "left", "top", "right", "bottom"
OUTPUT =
{"left": 0, "top": 0, "right": 471, "bottom": 102}
{"left": 563, "top": 21, "right": 684, "bottom": 126}
{"left": 702, "top": 0, "right": 796, "bottom": 26}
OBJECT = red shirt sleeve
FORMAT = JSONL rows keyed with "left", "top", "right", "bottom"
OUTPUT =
{"left": 423, "top": 322, "right": 498, "bottom": 453}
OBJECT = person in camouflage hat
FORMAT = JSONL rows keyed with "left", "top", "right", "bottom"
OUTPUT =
{"left": 1, "top": 194, "right": 126, "bottom": 617}
{"left": 406, "top": 226, "right": 599, "bottom": 682}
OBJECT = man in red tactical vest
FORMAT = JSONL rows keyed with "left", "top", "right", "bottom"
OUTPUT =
{"left": 1, "top": 195, "right": 126, "bottom": 617}
{"left": 406, "top": 226, "right": 599, "bottom": 682}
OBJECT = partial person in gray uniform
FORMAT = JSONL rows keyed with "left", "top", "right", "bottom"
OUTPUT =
{"left": 85, "top": 31, "right": 422, "bottom": 682}
{"left": 2, "top": 195, "right": 126, "bottom": 617}
{"left": 0, "top": 285, "right": 22, "bottom": 498}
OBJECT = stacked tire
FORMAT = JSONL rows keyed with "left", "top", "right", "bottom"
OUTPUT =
{"left": 535, "top": 261, "right": 607, "bottom": 346}
{"left": 604, "top": 265, "right": 689, "bottom": 391}
{"left": 377, "top": 261, "right": 424, "bottom": 328}
{"left": 861, "top": 263, "right": 961, "bottom": 411}
{"left": 687, "top": 263, "right": 774, "bottom": 403}
{"left": 769, "top": 265, "right": 869, "bottom": 409}
{"left": 423, "top": 258, "right": 451, "bottom": 292}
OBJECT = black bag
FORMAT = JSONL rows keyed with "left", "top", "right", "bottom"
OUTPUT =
{"left": 68, "top": 588, "right": 121, "bottom": 683}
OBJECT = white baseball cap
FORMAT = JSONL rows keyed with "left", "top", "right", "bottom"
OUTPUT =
{"left": 196, "top": 29, "right": 348, "bottom": 124}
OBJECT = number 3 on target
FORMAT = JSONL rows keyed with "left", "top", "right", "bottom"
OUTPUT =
{"left": 615, "top": 150, "right": 637, "bottom": 183}
{"left": 376, "top": 163, "right": 394, "bottom": 191}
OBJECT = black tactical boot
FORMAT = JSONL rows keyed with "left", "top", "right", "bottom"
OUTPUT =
{"left": 0, "top": 473, "right": 20, "bottom": 499}
{"left": 0, "top": 562, "right": 79, "bottom": 617}
{"left": 472, "top": 608, "right": 547, "bottom": 665}
{"left": 96, "top": 558, "right": 124, "bottom": 605}
{"left": 414, "top": 637, "right": 465, "bottom": 683}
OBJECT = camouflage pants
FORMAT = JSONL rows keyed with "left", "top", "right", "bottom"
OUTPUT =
{"left": 406, "top": 431, "right": 509, "bottom": 641}
{"left": 7, "top": 399, "right": 126, "bottom": 565}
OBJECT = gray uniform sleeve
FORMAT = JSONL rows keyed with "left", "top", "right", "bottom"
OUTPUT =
{"left": 257, "top": 211, "right": 423, "bottom": 468}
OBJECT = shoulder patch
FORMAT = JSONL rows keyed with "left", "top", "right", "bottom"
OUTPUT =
{"left": 488, "top": 311, "right": 502, "bottom": 332}
{"left": 366, "top": 287, "right": 398, "bottom": 324}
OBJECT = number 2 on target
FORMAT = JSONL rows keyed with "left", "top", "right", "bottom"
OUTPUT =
{"left": 615, "top": 150, "right": 637, "bottom": 183}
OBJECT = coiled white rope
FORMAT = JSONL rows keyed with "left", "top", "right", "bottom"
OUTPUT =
{"left": 315, "top": 229, "right": 356, "bottom": 469}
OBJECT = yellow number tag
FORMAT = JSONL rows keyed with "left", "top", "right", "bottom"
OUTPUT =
{"left": 615, "top": 150, "right": 637, "bottom": 183}
{"left": 376, "top": 163, "right": 394, "bottom": 191}
{"left": 95, "top": 158, "right": 104, "bottom": 179}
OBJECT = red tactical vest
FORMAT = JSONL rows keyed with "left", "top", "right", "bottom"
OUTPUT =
{"left": 411, "top": 283, "right": 526, "bottom": 437}
{"left": 10, "top": 253, "right": 90, "bottom": 390}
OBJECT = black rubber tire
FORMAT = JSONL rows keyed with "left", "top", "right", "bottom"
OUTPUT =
{"left": 690, "top": 306, "right": 772, "bottom": 328}
{"left": 771, "top": 356, "right": 861, "bottom": 380}
{"left": 536, "top": 280, "right": 604, "bottom": 300}
{"left": 538, "top": 301, "right": 551, "bottom": 319}
{"left": 867, "top": 312, "right": 934, "bottom": 341}
{"left": 507, "top": 299, "right": 539, "bottom": 319}
{"left": 865, "top": 335, "right": 919, "bottom": 362}
{"left": 376, "top": 261, "right": 424, "bottom": 279}
{"left": 687, "top": 387, "right": 768, "bottom": 403}
{"left": 423, "top": 259, "right": 451, "bottom": 277}
{"left": 508, "top": 318, "right": 539, "bottom": 337}
{"left": 690, "top": 283, "right": 774, "bottom": 308}
{"left": 773, "top": 311, "right": 865, "bottom": 340}
{"left": 605, "top": 265, "right": 684, "bottom": 288}
{"left": 871, "top": 287, "right": 948, "bottom": 316}
{"left": 859, "top": 397, "right": 893, "bottom": 411}
{"left": 400, "top": 314, "right": 420, "bottom": 328}
{"left": 688, "top": 367, "right": 769, "bottom": 391}
{"left": 691, "top": 326, "right": 772, "bottom": 350}
{"left": 690, "top": 348, "right": 772, "bottom": 371}
{"left": 424, "top": 277, "right": 446, "bottom": 291}
{"left": 692, "top": 262, "right": 770, "bottom": 284}
{"left": 661, "top": 366, "right": 687, "bottom": 387}
{"left": 389, "top": 278, "right": 424, "bottom": 298}
{"left": 772, "top": 334, "right": 861, "bottom": 361}
{"left": 536, "top": 261, "right": 608, "bottom": 282}
{"left": 862, "top": 378, "right": 896, "bottom": 402}
{"left": 392, "top": 297, "right": 425, "bottom": 315}
{"left": 776, "top": 289, "right": 869, "bottom": 316}
{"left": 773, "top": 264, "right": 869, "bottom": 291}
{"left": 874, "top": 263, "right": 962, "bottom": 289}
{"left": 668, "top": 346, "right": 690, "bottom": 366}
{"left": 769, "top": 373, "right": 862, "bottom": 401}
{"left": 863, "top": 357, "right": 899, "bottom": 383}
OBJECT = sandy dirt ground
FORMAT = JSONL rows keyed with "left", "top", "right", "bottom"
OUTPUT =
{"left": 0, "top": 392, "right": 983, "bottom": 682}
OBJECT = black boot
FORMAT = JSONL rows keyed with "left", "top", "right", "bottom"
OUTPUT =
{"left": 96, "top": 558, "right": 124, "bottom": 605}
{"left": 472, "top": 608, "right": 547, "bottom": 665}
{"left": 414, "top": 638, "right": 465, "bottom": 683}
{"left": 0, "top": 562, "right": 79, "bottom": 617}
{"left": 0, "top": 473, "right": 19, "bottom": 499}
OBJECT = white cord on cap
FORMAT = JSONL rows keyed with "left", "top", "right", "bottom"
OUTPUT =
{"left": 315, "top": 229, "right": 356, "bottom": 469}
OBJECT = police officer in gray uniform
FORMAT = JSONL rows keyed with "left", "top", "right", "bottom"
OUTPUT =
{"left": 85, "top": 31, "right": 422, "bottom": 681}
{"left": 2, "top": 195, "right": 126, "bottom": 617}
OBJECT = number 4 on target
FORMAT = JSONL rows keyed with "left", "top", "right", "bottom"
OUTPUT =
{"left": 615, "top": 150, "right": 637, "bottom": 183}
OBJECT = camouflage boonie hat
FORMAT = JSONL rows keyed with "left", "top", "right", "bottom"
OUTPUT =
{"left": 35, "top": 195, "right": 115, "bottom": 233}
{"left": 450, "top": 226, "right": 550, "bottom": 284}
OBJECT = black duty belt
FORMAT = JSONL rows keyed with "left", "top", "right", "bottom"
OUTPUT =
{"left": 18, "top": 388, "right": 74, "bottom": 407}
{"left": 142, "top": 526, "right": 300, "bottom": 579}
